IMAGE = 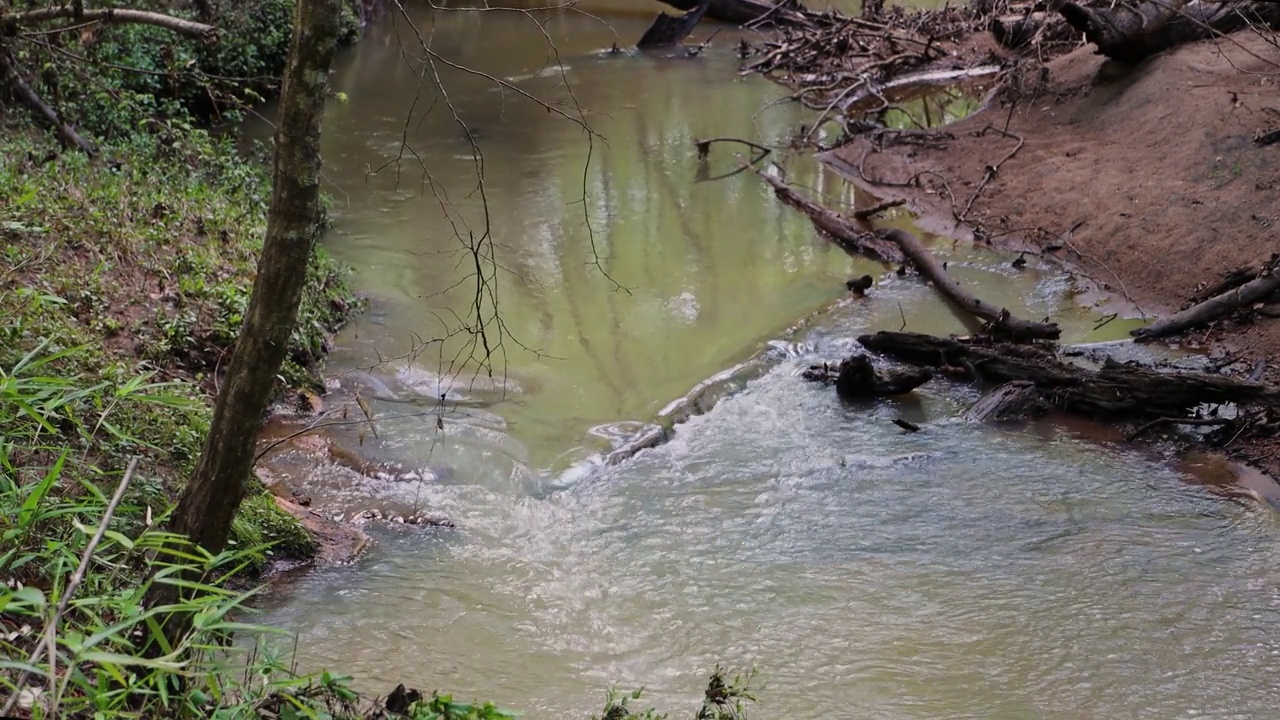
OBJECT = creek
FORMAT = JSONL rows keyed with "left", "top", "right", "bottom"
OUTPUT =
{"left": 250, "top": 2, "right": 1280, "bottom": 717}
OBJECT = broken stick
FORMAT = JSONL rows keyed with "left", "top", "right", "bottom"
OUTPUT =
{"left": 854, "top": 198, "right": 906, "bottom": 220}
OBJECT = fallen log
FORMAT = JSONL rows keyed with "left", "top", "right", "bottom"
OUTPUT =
{"left": 858, "top": 330, "right": 1268, "bottom": 418}
{"left": 878, "top": 228, "right": 1062, "bottom": 341}
{"left": 1057, "top": 0, "right": 1280, "bottom": 64}
{"left": 655, "top": 0, "right": 810, "bottom": 25}
{"left": 756, "top": 170, "right": 904, "bottom": 264}
{"left": 1132, "top": 258, "right": 1280, "bottom": 340}
{"left": 639, "top": 0, "right": 712, "bottom": 48}
{"left": 961, "top": 380, "right": 1048, "bottom": 422}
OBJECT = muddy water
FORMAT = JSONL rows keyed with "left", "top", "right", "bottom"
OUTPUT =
{"left": 255, "top": 3, "right": 1280, "bottom": 718}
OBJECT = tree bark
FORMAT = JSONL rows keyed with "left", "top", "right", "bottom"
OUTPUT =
{"left": 0, "top": 7, "right": 217, "bottom": 39}
{"left": 878, "top": 228, "right": 1062, "bottom": 341}
{"left": 149, "top": 0, "right": 343, "bottom": 623}
{"left": 1058, "top": 0, "right": 1280, "bottom": 63}
{"left": 962, "top": 380, "right": 1047, "bottom": 422}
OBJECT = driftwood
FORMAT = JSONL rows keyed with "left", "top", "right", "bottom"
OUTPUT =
{"left": 757, "top": 171, "right": 904, "bottom": 263}
{"left": 859, "top": 331, "right": 1269, "bottom": 418}
{"left": 1058, "top": 0, "right": 1280, "bottom": 63}
{"left": 656, "top": 0, "right": 810, "bottom": 25}
{"left": 879, "top": 229, "right": 1062, "bottom": 341}
{"left": 1133, "top": 258, "right": 1280, "bottom": 340}
{"left": 962, "top": 380, "right": 1048, "bottom": 422}
{"left": 638, "top": 0, "right": 713, "bottom": 48}
{"left": 802, "top": 354, "right": 934, "bottom": 399}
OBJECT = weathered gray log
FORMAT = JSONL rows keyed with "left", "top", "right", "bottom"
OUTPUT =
{"left": 835, "top": 354, "right": 933, "bottom": 399}
{"left": 656, "top": 0, "right": 809, "bottom": 25}
{"left": 1132, "top": 262, "right": 1280, "bottom": 340}
{"left": 962, "top": 380, "right": 1048, "bottom": 422}
{"left": 757, "top": 171, "right": 905, "bottom": 264}
{"left": 859, "top": 331, "right": 1268, "bottom": 418}
{"left": 879, "top": 229, "right": 1062, "bottom": 341}
{"left": 639, "top": 0, "right": 712, "bottom": 48}
{"left": 1058, "top": 0, "right": 1280, "bottom": 63}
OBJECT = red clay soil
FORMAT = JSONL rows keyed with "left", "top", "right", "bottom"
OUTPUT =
{"left": 824, "top": 32, "right": 1280, "bottom": 467}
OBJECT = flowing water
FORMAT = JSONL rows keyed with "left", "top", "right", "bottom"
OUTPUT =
{"left": 254, "top": 3, "right": 1280, "bottom": 718}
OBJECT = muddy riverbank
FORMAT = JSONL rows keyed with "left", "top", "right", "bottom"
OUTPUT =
{"left": 820, "top": 31, "right": 1280, "bottom": 477}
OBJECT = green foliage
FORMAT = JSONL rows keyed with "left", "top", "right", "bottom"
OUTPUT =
{"left": 8, "top": 0, "right": 361, "bottom": 140}
{"left": 0, "top": 122, "right": 357, "bottom": 398}
{"left": 231, "top": 490, "right": 318, "bottom": 573}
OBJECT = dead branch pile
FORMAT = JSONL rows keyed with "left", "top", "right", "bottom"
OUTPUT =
{"left": 741, "top": 9, "right": 981, "bottom": 114}
{"left": 740, "top": 0, "right": 1280, "bottom": 137}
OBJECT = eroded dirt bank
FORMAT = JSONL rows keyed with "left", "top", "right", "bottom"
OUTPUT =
{"left": 822, "top": 31, "right": 1280, "bottom": 472}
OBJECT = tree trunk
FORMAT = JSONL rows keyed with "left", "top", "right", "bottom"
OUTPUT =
{"left": 1058, "top": 0, "right": 1280, "bottom": 63}
{"left": 0, "top": 46, "right": 97, "bottom": 155}
{"left": 148, "top": 0, "right": 343, "bottom": 620}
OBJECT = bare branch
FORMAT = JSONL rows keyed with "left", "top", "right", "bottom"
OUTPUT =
{"left": 0, "top": 6, "right": 216, "bottom": 40}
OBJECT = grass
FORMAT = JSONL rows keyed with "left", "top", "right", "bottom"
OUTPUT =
{"left": 0, "top": 118, "right": 357, "bottom": 577}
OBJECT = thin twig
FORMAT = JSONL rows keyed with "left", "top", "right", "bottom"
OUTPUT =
{"left": 2, "top": 458, "right": 139, "bottom": 717}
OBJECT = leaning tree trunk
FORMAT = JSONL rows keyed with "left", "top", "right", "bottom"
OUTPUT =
{"left": 147, "top": 0, "right": 344, "bottom": 629}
